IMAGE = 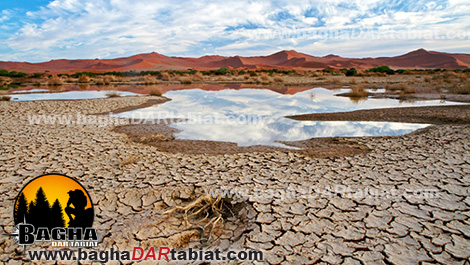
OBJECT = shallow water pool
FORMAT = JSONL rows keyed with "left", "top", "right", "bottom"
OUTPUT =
{"left": 115, "top": 88, "right": 462, "bottom": 147}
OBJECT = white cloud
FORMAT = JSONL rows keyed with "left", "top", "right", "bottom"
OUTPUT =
{"left": 0, "top": 9, "right": 11, "bottom": 23}
{"left": 1, "top": 0, "right": 469, "bottom": 61}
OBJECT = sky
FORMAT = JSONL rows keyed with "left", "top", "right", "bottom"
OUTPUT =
{"left": 0, "top": 0, "right": 469, "bottom": 62}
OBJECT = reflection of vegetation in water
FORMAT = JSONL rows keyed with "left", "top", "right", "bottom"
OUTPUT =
{"left": 348, "top": 96, "right": 368, "bottom": 104}
{"left": 78, "top": 84, "right": 90, "bottom": 90}
{"left": 398, "top": 97, "right": 417, "bottom": 104}
{"left": 0, "top": 84, "right": 27, "bottom": 90}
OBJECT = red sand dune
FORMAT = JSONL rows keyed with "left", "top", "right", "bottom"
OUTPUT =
{"left": 0, "top": 49, "right": 469, "bottom": 73}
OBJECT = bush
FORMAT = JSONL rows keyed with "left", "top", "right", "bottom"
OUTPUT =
{"left": 0, "top": 69, "right": 28, "bottom": 78}
{"left": 0, "top": 77, "right": 12, "bottom": 86}
{"left": 94, "top": 77, "right": 106, "bottom": 85}
{"left": 78, "top": 75, "right": 90, "bottom": 83}
{"left": 191, "top": 72, "right": 203, "bottom": 81}
{"left": 345, "top": 68, "right": 357, "bottom": 76}
{"left": 47, "top": 76, "right": 63, "bottom": 86}
{"left": 215, "top": 67, "right": 229, "bottom": 75}
{"left": 178, "top": 76, "right": 192, "bottom": 84}
{"left": 454, "top": 82, "right": 470, "bottom": 94}
{"left": 402, "top": 86, "right": 416, "bottom": 94}
{"left": 142, "top": 75, "right": 157, "bottom": 85}
{"left": 158, "top": 72, "right": 171, "bottom": 81}
{"left": 30, "top": 73, "right": 43, "bottom": 78}
{"left": 149, "top": 88, "right": 162, "bottom": 96}
{"left": 367, "top": 66, "right": 395, "bottom": 75}
{"left": 103, "top": 75, "right": 116, "bottom": 84}
{"left": 349, "top": 85, "right": 368, "bottom": 97}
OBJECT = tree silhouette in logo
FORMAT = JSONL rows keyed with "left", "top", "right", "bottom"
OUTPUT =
{"left": 28, "top": 187, "right": 52, "bottom": 229}
{"left": 14, "top": 187, "right": 93, "bottom": 231}
{"left": 64, "top": 189, "right": 93, "bottom": 229}
{"left": 14, "top": 193, "right": 28, "bottom": 224}
{"left": 50, "top": 199, "right": 66, "bottom": 228}
{"left": 14, "top": 187, "right": 66, "bottom": 231}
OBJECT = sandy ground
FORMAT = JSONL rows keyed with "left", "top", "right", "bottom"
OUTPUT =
{"left": 0, "top": 96, "right": 469, "bottom": 264}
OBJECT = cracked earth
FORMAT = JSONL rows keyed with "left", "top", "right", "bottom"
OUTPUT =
{"left": 0, "top": 96, "right": 469, "bottom": 264}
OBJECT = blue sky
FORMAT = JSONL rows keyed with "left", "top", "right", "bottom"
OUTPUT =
{"left": 0, "top": 0, "right": 469, "bottom": 62}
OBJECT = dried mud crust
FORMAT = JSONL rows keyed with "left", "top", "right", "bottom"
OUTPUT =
{"left": 93, "top": 97, "right": 170, "bottom": 115}
{"left": 1, "top": 97, "right": 470, "bottom": 264}
{"left": 287, "top": 104, "right": 470, "bottom": 125}
{"left": 99, "top": 185, "right": 256, "bottom": 251}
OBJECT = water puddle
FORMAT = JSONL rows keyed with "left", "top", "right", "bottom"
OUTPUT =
{"left": 115, "top": 88, "right": 461, "bottom": 146}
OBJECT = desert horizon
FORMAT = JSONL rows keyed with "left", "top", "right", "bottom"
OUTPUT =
{"left": 1, "top": 48, "right": 470, "bottom": 74}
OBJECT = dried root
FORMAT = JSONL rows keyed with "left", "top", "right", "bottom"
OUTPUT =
{"left": 163, "top": 195, "right": 229, "bottom": 245}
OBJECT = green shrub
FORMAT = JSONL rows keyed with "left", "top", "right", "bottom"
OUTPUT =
{"left": 345, "top": 68, "right": 357, "bottom": 76}
{"left": 367, "top": 66, "right": 395, "bottom": 75}
{"left": 0, "top": 69, "right": 28, "bottom": 78}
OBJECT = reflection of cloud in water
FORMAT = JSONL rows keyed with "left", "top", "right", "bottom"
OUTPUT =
{"left": 173, "top": 119, "right": 429, "bottom": 147}
{"left": 117, "top": 88, "right": 460, "bottom": 147}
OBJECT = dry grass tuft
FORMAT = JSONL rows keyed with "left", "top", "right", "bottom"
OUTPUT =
{"left": 149, "top": 88, "right": 163, "bottom": 96}
{"left": 178, "top": 76, "right": 192, "bottom": 84}
{"left": 328, "top": 77, "right": 342, "bottom": 85}
{"left": 104, "top": 75, "right": 116, "bottom": 84}
{"left": 93, "top": 77, "right": 105, "bottom": 85}
{"left": 349, "top": 85, "right": 368, "bottom": 97}
{"left": 119, "top": 153, "right": 141, "bottom": 168}
{"left": 274, "top": 76, "right": 285, "bottom": 83}
{"left": 159, "top": 72, "right": 171, "bottom": 81}
{"left": 453, "top": 82, "right": 470, "bottom": 94}
{"left": 47, "top": 76, "right": 63, "bottom": 86}
{"left": 106, "top": 92, "right": 121, "bottom": 98}
{"left": 143, "top": 75, "right": 157, "bottom": 85}
{"left": 402, "top": 86, "right": 416, "bottom": 94}
{"left": 78, "top": 75, "right": 90, "bottom": 83}
{"left": 0, "top": 77, "right": 12, "bottom": 86}
{"left": 193, "top": 72, "right": 204, "bottom": 81}
{"left": 257, "top": 73, "right": 273, "bottom": 84}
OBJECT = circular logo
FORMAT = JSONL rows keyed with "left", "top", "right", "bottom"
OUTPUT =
{"left": 14, "top": 174, "right": 94, "bottom": 230}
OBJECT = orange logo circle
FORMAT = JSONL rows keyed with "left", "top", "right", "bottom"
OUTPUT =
{"left": 14, "top": 174, "right": 94, "bottom": 230}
